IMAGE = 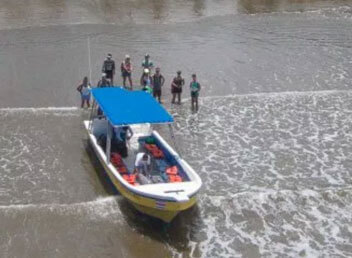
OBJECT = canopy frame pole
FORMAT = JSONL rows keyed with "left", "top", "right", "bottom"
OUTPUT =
{"left": 168, "top": 124, "right": 181, "bottom": 158}
{"left": 87, "top": 36, "right": 92, "bottom": 85}
{"left": 106, "top": 121, "right": 112, "bottom": 164}
{"left": 88, "top": 99, "right": 96, "bottom": 132}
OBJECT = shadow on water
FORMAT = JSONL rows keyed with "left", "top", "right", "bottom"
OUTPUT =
{"left": 84, "top": 139, "right": 203, "bottom": 251}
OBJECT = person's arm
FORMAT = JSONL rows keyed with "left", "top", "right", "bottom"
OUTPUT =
{"left": 102, "top": 61, "right": 106, "bottom": 72}
{"left": 161, "top": 75, "right": 165, "bottom": 86}
{"left": 147, "top": 156, "right": 152, "bottom": 172}
{"left": 127, "top": 127, "right": 133, "bottom": 140}
{"left": 181, "top": 78, "right": 185, "bottom": 86}
{"left": 198, "top": 82, "right": 201, "bottom": 91}
{"left": 171, "top": 78, "right": 177, "bottom": 88}
{"left": 112, "top": 61, "right": 115, "bottom": 74}
{"left": 77, "top": 84, "right": 82, "bottom": 93}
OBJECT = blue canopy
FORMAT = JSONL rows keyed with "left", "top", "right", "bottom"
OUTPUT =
{"left": 91, "top": 87, "right": 174, "bottom": 126}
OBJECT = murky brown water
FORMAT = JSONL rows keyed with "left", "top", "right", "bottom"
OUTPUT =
{"left": 1, "top": 0, "right": 352, "bottom": 257}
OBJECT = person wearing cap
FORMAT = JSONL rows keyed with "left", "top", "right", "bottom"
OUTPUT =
{"left": 121, "top": 55, "right": 133, "bottom": 90}
{"left": 140, "top": 68, "right": 153, "bottom": 93}
{"left": 97, "top": 73, "right": 111, "bottom": 88}
{"left": 102, "top": 53, "right": 115, "bottom": 85}
{"left": 152, "top": 67, "right": 165, "bottom": 103}
{"left": 171, "top": 70, "right": 185, "bottom": 104}
{"left": 141, "top": 54, "right": 154, "bottom": 71}
{"left": 190, "top": 74, "right": 201, "bottom": 111}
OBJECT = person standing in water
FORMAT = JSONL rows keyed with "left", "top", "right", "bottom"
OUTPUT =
{"left": 140, "top": 69, "right": 153, "bottom": 94}
{"left": 76, "top": 76, "right": 91, "bottom": 108}
{"left": 141, "top": 54, "right": 154, "bottom": 72}
{"left": 97, "top": 73, "right": 111, "bottom": 88}
{"left": 190, "top": 74, "right": 201, "bottom": 111}
{"left": 102, "top": 53, "right": 115, "bottom": 85}
{"left": 171, "top": 70, "right": 185, "bottom": 104}
{"left": 152, "top": 67, "right": 165, "bottom": 103}
{"left": 121, "top": 55, "right": 133, "bottom": 90}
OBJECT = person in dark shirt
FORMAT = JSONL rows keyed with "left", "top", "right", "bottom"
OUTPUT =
{"left": 97, "top": 73, "right": 111, "bottom": 88}
{"left": 171, "top": 70, "right": 185, "bottom": 104}
{"left": 141, "top": 54, "right": 154, "bottom": 71}
{"left": 102, "top": 53, "right": 115, "bottom": 85}
{"left": 152, "top": 67, "right": 165, "bottom": 103}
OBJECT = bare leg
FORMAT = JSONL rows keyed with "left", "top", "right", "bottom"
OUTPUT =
{"left": 81, "top": 99, "right": 84, "bottom": 108}
{"left": 195, "top": 97, "right": 198, "bottom": 111}
{"left": 191, "top": 97, "right": 194, "bottom": 110}
{"left": 128, "top": 76, "right": 133, "bottom": 90}
{"left": 123, "top": 76, "right": 126, "bottom": 88}
{"left": 177, "top": 93, "right": 181, "bottom": 104}
{"left": 87, "top": 100, "right": 90, "bottom": 108}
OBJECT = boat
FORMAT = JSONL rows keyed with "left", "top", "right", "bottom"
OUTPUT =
{"left": 84, "top": 87, "right": 202, "bottom": 222}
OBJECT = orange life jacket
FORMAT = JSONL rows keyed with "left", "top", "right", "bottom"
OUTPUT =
{"left": 123, "top": 174, "right": 136, "bottom": 185}
{"left": 169, "top": 175, "right": 182, "bottom": 183}
{"left": 118, "top": 166, "right": 128, "bottom": 174}
{"left": 166, "top": 166, "right": 178, "bottom": 175}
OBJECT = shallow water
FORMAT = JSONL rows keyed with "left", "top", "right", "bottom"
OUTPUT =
{"left": 1, "top": 0, "right": 352, "bottom": 257}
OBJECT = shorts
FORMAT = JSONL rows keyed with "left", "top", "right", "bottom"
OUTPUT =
{"left": 191, "top": 91, "right": 199, "bottom": 98}
{"left": 105, "top": 71, "right": 113, "bottom": 79}
{"left": 171, "top": 86, "right": 182, "bottom": 94}
{"left": 122, "top": 71, "right": 131, "bottom": 78}
{"left": 82, "top": 94, "right": 90, "bottom": 101}
{"left": 153, "top": 89, "right": 161, "bottom": 98}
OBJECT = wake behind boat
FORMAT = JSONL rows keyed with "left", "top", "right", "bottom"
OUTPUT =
{"left": 84, "top": 87, "right": 202, "bottom": 222}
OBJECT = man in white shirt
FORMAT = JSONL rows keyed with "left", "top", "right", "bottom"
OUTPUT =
{"left": 134, "top": 153, "right": 152, "bottom": 185}
{"left": 134, "top": 153, "right": 151, "bottom": 176}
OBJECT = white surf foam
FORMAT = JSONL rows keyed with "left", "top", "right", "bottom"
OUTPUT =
{"left": 0, "top": 106, "right": 79, "bottom": 112}
{"left": 0, "top": 196, "right": 122, "bottom": 221}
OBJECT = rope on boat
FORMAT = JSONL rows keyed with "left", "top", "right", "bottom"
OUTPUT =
{"left": 168, "top": 124, "right": 182, "bottom": 159}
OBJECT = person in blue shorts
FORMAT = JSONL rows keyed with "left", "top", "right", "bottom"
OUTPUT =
{"left": 76, "top": 76, "right": 91, "bottom": 108}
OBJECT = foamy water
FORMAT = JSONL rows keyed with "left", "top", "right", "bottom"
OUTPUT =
{"left": 167, "top": 90, "right": 352, "bottom": 257}
{"left": 1, "top": 90, "right": 351, "bottom": 257}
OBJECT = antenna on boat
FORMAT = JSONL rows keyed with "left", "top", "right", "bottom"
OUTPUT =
{"left": 87, "top": 36, "right": 92, "bottom": 85}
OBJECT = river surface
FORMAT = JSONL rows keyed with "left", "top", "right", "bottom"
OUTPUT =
{"left": 1, "top": 0, "right": 352, "bottom": 257}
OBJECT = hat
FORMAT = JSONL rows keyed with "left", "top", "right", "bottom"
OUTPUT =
{"left": 107, "top": 53, "right": 112, "bottom": 57}
{"left": 144, "top": 68, "right": 149, "bottom": 74}
{"left": 125, "top": 54, "right": 130, "bottom": 59}
{"left": 145, "top": 53, "right": 150, "bottom": 58}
